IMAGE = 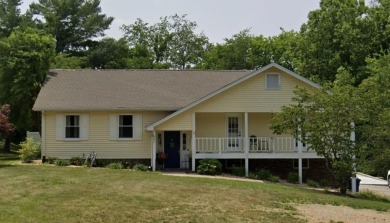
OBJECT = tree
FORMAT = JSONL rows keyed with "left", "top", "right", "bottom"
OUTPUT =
{"left": 297, "top": 0, "right": 379, "bottom": 83}
{"left": 198, "top": 29, "right": 300, "bottom": 71}
{"left": 0, "top": 0, "right": 34, "bottom": 38}
{"left": 267, "top": 29, "right": 302, "bottom": 71}
{"left": 51, "top": 54, "right": 87, "bottom": 69}
{"left": 87, "top": 38, "right": 130, "bottom": 69}
{"left": 121, "top": 14, "right": 209, "bottom": 69}
{"left": 0, "top": 0, "right": 22, "bottom": 38}
{"left": 198, "top": 29, "right": 259, "bottom": 70}
{"left": 150, "top": 17, "right": 172, "bottom": 66}
{"left": 0, "top": 104, "right": 14, "bottom": 152}
{"left": 270, "top": 69, "right": 361, "bottom": 195}
{"left": 121, "top": 18, "right": 155, "bottom": 69}
{"left": 29, "top": 0, "right": 113, "bottom": 53}
{"left": 367, "top": 0, "right": 390, "bottom": 56}
{"left": 357, "top": 53, "right": 390, "bottom": 178}
{"left": 168, "top": 14, "right": 210, "bottom": 69}
{"left": 0, "top": 28, "right": 55, "bottom": 149}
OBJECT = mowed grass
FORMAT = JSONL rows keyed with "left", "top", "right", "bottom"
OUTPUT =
{"left": 0, "top": 153, "right": 389, "bottom": 223}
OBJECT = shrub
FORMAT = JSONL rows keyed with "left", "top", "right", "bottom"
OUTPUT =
{"left": 319, "top": 179, "right": 329, "bottom": 188}
{"left": 232, "top": 167, "right": 245, "bottom": 177}
{"left": 197, "top": 159, "right": 222, "bottom": 175}
{"left": 18, "top": 137, "right": 40, "bottom": 163}
{"left": 54, "top": 159, "right": 70, "bottom": 166}
{"left": 307, "top": 179, "right": 319, "bottom": 188}
{"left": 269, "top": 175, "right": 280, "bottom": 183}
{"left": 257, "top": 169, "right": 272, "bottom": 180}
{"left": 121, "top": 161, "right": 133, "bottom": 169}
{"left": 248, "top": 173, "right": 257, "bottom": 179}
{"left": 46, "top": 157, "right": 58, "bottom": 164}
{"left": 69, "top": 156, "right": 84, "bottom": 166}
{"left": 133, "top": 164, "right": 149, "bottom": 171}
{"left": 106, "top": 162, "right": 123, "bottom": 169}
{"left": 287, "top": 172, "right": 299, "bottom": 184}
{"left": 95, "top": 159, "right": 109, "bottom": 167}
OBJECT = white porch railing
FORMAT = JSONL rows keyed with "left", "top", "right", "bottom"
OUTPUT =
{"left": 196, "top": 137, "right": 244, "bottom": 153}
{"left": 249, "top": 137, "right": 296, "bottom": 152}
{"left": 195, "top": 137, "right": 307, "bottom": 153}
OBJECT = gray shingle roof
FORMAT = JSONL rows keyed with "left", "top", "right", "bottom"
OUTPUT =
{"left": 33, "top": 69, "right": 252, "bottom": 111}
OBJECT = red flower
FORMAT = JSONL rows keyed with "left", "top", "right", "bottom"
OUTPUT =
{"left": 157, "top": 152, "right": 168, "bottom": 160}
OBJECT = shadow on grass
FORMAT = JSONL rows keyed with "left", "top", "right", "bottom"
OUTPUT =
{"left": 0, "top": 152, "right": 19, "bottom": 167}
{"left": 0, "top": 164, "right": 16, "bottom": 169}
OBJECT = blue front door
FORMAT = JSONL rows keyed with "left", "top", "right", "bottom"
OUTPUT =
{"left": 164, "top": 131, "right": 180, "bottom": 168}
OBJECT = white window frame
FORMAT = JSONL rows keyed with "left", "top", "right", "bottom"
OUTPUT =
{"left": 118, "top": 115, "right": 133, "bottom": 139}
{"left": 265, "top": 73, "right": 281, "bottom": 89}
{"left": 109, "top": 114, "right": 142, "bottom": 141}
{"left": 56, "top": 113, "right": 89, "bottom": 141}
{"left": 65, "top": 115, "right": 80, "bottom": 139}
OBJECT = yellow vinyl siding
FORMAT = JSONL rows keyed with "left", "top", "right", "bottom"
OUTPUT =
{"left": 154, "top": 111, "right": 192, "bottom": 131}
{"left": 248, "top": 113, "right": 273, "bottom": 136}
{"left": 196, "top": 113, "right": 225, "bottom": 137}
{"left": 45, "top": 111, "right": 169, "bottom": 159}
{"left": 192, "top": 69, "right": 317, "bottom": 113}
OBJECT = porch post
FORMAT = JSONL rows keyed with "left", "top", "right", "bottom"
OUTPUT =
{"left": 297, "top": 127, "right": 303, "bottom": 184}
{"left": 244, "top": 112, "right": 249, "bottom": 177}
{"left": 351, "top": 122, "right": 357, "bottom": 193}
{"left": 152, "top": 131, "right": 157, "bottom": 171}
{"left": 191, "top": 112, "right": 196, "bottom": 172}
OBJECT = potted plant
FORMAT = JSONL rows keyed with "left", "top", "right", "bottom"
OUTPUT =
{"left": 157, "top": 152, "right": 168, "bottom": 165}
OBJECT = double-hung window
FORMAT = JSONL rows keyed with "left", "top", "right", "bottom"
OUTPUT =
{"left": 119, "top": 115, "right": 133, "bottom": 138}
{"left": 109, "top": 114, "right": 142, "bottom": 140}
{"left": 56, "top": 114, "right": 89, "bottom": 141}
{"left": 65, "top": 115, "right": 80, "bottom": 138}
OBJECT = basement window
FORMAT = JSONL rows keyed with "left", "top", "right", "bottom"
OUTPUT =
{"left": 293, "top": 159, "right": 309, "bottom": 169}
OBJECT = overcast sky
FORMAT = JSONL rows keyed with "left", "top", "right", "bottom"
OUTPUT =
{"left": 21, "top": 0, "right": 320, "bottom": 43}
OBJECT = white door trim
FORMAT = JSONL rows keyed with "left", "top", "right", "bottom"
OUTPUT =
{"left": 225, "top": 113, "right": 242, "bottom": 151}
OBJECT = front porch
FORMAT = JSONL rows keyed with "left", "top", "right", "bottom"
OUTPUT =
{"left": 151, "top": 112, "right": 322, "bottom": 183}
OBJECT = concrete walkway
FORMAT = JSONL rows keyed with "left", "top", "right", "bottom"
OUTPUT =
{"left": 357, "top": 172, "right": 387, "bottom": 185}
{"left": 161, "top": 172, "right": 263, "bottom": 183}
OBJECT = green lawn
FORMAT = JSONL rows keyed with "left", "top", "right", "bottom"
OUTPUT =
{"left": 0, "top": 153, "right": 389, "bottom": 223}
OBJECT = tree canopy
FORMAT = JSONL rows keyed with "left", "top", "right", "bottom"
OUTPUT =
{"left": 29, "top": 0, "right": 113, "bottom": 53}
{"left": 121, "top": 14, "right": 210, "bottom": 69}
{"left": 0, "top": 28, "right": 55, "bottom": 132}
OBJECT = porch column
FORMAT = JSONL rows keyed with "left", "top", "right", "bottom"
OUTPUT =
{"left": 191, "top": 112, "right": 196, "bottom": 172}
{"left": 152, "top": 131, "right": 157, "bottom": 171}
{"left": 297, "top": 127, "right": 303, "bottom": 184}
{"left": 351, "top": 122, "right": 357, "bottom": 193}
{"left": 244, "top": 112, "right": 249, "bottom": 177}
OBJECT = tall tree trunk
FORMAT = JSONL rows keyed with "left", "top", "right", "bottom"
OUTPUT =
{"left": 2, "top": 136, "right": 11, "bottom": 152}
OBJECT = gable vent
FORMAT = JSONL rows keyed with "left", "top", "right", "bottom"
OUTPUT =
{"left": 266, "top": 74, "right": 280, "bottom": 89}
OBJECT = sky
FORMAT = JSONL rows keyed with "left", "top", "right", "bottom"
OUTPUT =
{"left": 21, "top": 0, "right": 320, "bottom": 43}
